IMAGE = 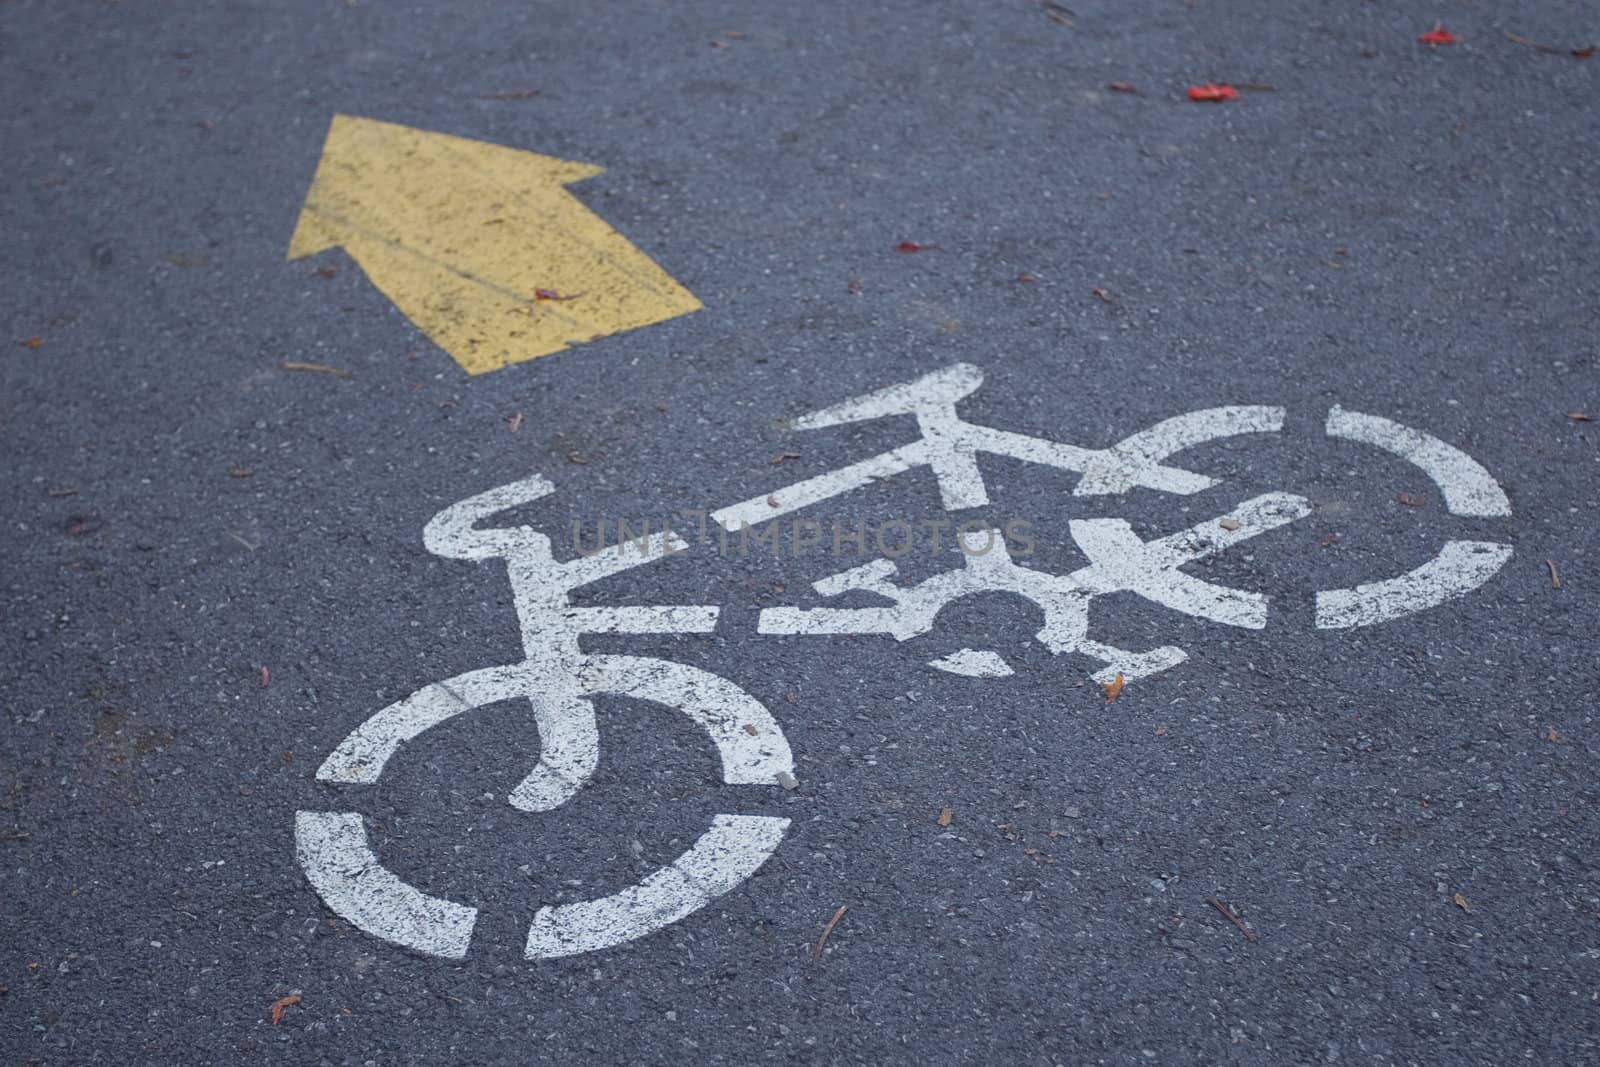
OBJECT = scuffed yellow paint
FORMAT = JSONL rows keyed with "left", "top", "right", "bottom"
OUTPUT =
{"left": 288, "top": 115, "right": 701, "bottom": 374}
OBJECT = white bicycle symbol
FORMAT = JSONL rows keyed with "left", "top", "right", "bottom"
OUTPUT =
{"left": 297, "top": 364, "right": 1513, "bottom": 960}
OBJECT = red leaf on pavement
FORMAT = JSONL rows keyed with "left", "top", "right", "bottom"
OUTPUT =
{"left": 259, "top": 666, "right": 270, "bottom": 688}
{"left": 1100, "top": 673, "right": 1125, "bottom": 703}
{"left": 896, "top": 241, "right": 924, "bottom": 253}
{"left": 1418, "top": 26, "right": 1457, "bottom": 46}
{"left": 1187, "top": 83, "right": 1239, "bottom": 103}
{"left": 1091, "top": 286, "right": 1111, "bottom": 303}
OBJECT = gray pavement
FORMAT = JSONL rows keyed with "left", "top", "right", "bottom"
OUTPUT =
{"left": 3, "top": 0, "right": 1598, "bottom": 1063}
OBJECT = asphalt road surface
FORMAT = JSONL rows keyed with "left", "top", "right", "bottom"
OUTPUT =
{"left": 4, "top": 1, "right": 1598, "bottom": 1063}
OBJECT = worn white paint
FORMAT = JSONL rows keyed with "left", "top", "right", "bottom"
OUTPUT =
{"left": 578, "top": 656, "right": 795, "bottom": 784}
{"left": 1325, "top": 407, "right": 1512, "bottom": 517}
{"left": 305, "top": 648, "right": 795, "bottom": 958}
{"left": 524, "top": 815, "right": 790, "bottom": 960}
{"left": 1313, "top": 406, "right": 1513, "bottom": 628}
{"left": 417, "top": 477, "right": 722, "bottom": 811}
{"left": 761, "top": 494, "right": 1310, "bottom": 683}
{"left": 316, "top": 663, "right": 538, "bottom": 784}
{"left": 712, "top": 442, "right": 928, "bottom": 530}
{"left": 303, "top": 473, "right": 793, "bottom": 961}
{"left": 1315, "top": 541, "right": 1514, "bottom": 629}
{"left": 714, "top": 365, "right": 1284, "bottom": 529}
{"left": 294, "top": 811, "right": 478, "bottom": 958}
{"left": 1069, "top": 492, "right": 1311, "bottom": 629}
{"left": 300, "top": 367, "right": 1519, "bottom": 962}
{"left": 1072, "top": 405, "right": 1286, "bottom": 496}
{"left": 791, "top": 362, "right": 986, "bottom": 431}
{"left": 927, "top": 648, "right": 1016, "bottom": 678}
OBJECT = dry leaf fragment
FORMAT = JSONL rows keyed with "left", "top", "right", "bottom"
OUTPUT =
{"left": 1017, "top": 272, "right": 1037, "bottom": 283}
{"left": 1546, "top": 726, "right": 1568, "bottom": 744}
{"left": 770, "top": 451, "right": 801, "bottom": 464}
{"left": 1566, "top": 412, "right": 1591, "bottom": 421}
{"left": 936, "top": 806, "right": 953, "bottom": 827}
{"left": 1546, "top": 559, "right": 1562, "bottom": 589}
{"left": 742, "top": 723, "right": 758, "bottom": 736}
{"left": 812, "top": 905, "right": 848, "bottom": 960}
{"left": 1090, "top": 286, "right": 1112, "bottom": 303}
{"left": 1154, "top": 725, "right": 1169, "bottom": 736}
{"left": 282, "top": 361, "right": 353, "bottom": 380}
{"left": 1418, "top": 26, "right": 1457, "bottom": 46}
{"left": 270, "top": 995, "right": 301, "bottom": 1025}
{"left": 507, "top": 411, "right": 523, "bottom": 434}
{"left": 229, "top": 467, "right": 254, "bottom": 478}
{"left": 481, "top": 88, "right": 539, "bottom": 100}
{"left": 1453, "top": 892, "right": 1470, "bottom": 913}
{"left": 1218, "top": 517, "right": 1241, "bottom": 531}
{"left": 259, "top": 666, "right": 271, "bottom": 688}
{"left": 18, "top": 336, "right": 43, "bottom": 349}
{"left": 766, "top": 494, "right": 779, "bottom": 508}
{"left": 1107, "top": 81, "right": 1139, "bottom": 94}
{"left": 1397, "top": 493, "right": 1424, "bottom": 507}
{"left": 1100, "top": 673, "right": 1125, "bottom": 703}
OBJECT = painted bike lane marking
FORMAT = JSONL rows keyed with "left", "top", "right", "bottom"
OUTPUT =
{"left": 295, "top": 363, "right": 1514, "bottom": 960}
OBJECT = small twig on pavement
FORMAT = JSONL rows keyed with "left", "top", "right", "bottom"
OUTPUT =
{"left": 282, "top": 361, "right": 354, "bottom": 380}
{"left": 1206, "top": 896, "right": 1257, "bottom": 942}
{"left": 812, "top": 905, "right": 848, "bottom": 961}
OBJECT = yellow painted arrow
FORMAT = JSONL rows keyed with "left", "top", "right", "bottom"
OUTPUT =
{"left": 287, "top": 115, "right": 701, "bottom": 375}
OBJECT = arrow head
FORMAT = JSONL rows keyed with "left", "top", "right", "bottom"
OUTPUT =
{"left": 284, "top": 114, "right": 698, "bottom": 374}
{"left": 287, "top": 114, "right": 607, "bottom": 260}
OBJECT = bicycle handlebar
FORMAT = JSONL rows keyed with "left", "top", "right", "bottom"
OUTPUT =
{"left": 422, "top": 473, "right": 557, "bottom": 561}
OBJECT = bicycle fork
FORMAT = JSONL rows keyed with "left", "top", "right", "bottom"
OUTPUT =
{"left": 421, "top": 473, "right": 721, "bottom": 812}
